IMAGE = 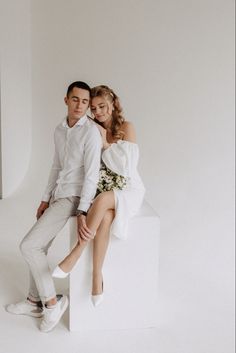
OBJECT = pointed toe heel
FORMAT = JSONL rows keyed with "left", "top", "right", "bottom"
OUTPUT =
{"left": 91, "top": 280, "right": 104, "bottom": 307}
{"left": 52, "top": 265, "right": 69, "bottom": 279}
{"left": 91, "top": 293, "right": 104, "bottom": 307}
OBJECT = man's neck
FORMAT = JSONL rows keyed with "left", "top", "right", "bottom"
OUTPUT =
{"left": 67, "top": 116, "right": 84, "bottom": 128}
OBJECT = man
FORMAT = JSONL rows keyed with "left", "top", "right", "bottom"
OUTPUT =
{"left": 6, "top": 81, "right": 102, "bottom": 332}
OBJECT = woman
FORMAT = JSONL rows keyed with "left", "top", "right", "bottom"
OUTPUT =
{"left": 52, "top": 85, "right": 145, "bottom": 306}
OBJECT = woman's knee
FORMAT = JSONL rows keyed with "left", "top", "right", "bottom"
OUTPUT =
{"left": 93, "top": 191, "right": 115, "bottom": 209}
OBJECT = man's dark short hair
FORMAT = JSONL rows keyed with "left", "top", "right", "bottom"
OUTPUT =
{"left": 67, "top": 81, "right": 91, "bottom": 97}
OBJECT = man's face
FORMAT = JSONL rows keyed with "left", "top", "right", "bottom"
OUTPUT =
{"left": 64, "top": 87, "right": 90, "bottom": 120}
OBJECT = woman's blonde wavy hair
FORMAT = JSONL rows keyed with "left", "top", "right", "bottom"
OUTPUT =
{"left": 90, "top": 85, "right": 125, "bottom": 139}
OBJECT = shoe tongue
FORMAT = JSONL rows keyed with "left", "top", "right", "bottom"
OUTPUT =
{"left": 45, "top": 303, "right": 57, "bottom": 309}
{"left": 32, "top": 308, "right": 41, "bottom": 313}
{"left": 56, "top": 294, "right": 63, "bottom": 301}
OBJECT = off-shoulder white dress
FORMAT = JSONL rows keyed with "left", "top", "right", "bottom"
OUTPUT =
{"left": 102, "top": 140, "right": 145, "bottom": 240}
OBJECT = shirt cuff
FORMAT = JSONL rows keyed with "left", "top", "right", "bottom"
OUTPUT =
{"left": 42, "top": 193, "right": 51, "bottom": 202}
{"left": 77, "top": 201, "right": 91, "bottom": 213}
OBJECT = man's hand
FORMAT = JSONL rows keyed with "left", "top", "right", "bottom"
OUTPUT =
{"left": 77, "top": 215, "right": 94, "bottom": 241}
{"left": 36, "top": 201, "right": 49, "bottom": 220}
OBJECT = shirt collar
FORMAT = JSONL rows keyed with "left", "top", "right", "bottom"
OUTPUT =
{"left": 62, "top": 115, "right": 88, "bottom": 128}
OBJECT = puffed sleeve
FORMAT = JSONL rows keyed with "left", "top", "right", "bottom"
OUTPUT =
{"left": 101, "top": 140, "right": 139, "bottom": 177}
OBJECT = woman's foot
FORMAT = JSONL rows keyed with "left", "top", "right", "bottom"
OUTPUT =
{"left": 91, "top": 273, "right": 104, "bottom": 307}
{"left": 52, "top": 241, "right": 87, "bottom": 279}
{"left": 52, "top": 265, "right": 69, "bottom": 278}
{"left": 52, "top": 252, "right": 81, "bottom": 278}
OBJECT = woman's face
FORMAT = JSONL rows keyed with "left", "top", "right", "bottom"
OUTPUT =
{"left": 90, "top": 96, "right": 113, "bottom": 123}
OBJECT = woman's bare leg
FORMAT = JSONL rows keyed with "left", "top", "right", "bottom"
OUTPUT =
{"left": 58, "top": 238, "right": 87, "bottom": 272}
{"left": 58, "top": 191, "right": 115, "bottom": 273}
{"left": 92, "top": 209, "right": 115, "bottom": 295}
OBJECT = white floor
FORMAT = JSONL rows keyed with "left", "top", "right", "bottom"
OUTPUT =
{"left": 0, "top": 180, "right": 234, "bottom": 353}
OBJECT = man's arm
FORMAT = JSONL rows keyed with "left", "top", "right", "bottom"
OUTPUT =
{"left": 37, "top": 132, "right": 61, "bottom": 219}
{"left": 77, "top": 126, "right": 102, "bottom": 213}
{"left": 76, "top": 126, "right": 101, "bottom": 241}
{"left": 41, "top": 131, "right": 61, "bottom": 203}
{"left": 77, "top": 127, "right": 102, "bottom": 241}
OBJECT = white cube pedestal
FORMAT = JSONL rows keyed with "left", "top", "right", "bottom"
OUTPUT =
{"left": 69, "top": 200, "right": 160, "bottom": 331}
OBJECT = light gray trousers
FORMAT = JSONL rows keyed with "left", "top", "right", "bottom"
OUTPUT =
{"left": 20, "top": 196, "right": 80, "bottom": 303}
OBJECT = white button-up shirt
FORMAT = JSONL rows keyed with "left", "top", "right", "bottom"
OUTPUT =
{"left": 42, "top": 115, "right": 102, "bottom": 212}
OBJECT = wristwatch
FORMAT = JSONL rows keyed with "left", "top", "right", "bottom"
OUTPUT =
{"left": 76, "top": 210, "right": 87, "bottom": 216}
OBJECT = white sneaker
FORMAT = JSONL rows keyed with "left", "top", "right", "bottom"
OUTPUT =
{"left": 6, "top": 299, "right": 44, "bottom": 318}
{"left": 40, "top": 295, "right": 68, "bottom": 333}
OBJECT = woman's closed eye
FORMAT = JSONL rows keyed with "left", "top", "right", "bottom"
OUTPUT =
{"left": 91, "top": 105, "right": 106, "bottom": 111}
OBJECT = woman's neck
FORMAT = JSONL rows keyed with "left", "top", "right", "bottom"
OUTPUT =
{"left": 102, "top": 116, "right": 112, "bottom": 130}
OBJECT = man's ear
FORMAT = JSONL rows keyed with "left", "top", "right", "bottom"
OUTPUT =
{"left": 64, "top": 96, "right": 68, "bottom": 105}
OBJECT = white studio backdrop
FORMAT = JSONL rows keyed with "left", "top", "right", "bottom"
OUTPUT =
{"left": 0, "top": 0, "right": 31, "bottom": 198}
{"left": 0, "top": 0, "right": 234, "bottom": 351}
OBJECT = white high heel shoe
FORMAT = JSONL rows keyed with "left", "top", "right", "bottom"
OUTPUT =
{"left": 52, "top": 265, "right": 69, "bottom": 278}
{"left": 91, "top": 281, "right": 104, "bottom": 307}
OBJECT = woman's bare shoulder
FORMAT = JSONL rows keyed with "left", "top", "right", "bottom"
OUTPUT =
{"left": 121, "top": 121, "right": 136, "bottom": 142}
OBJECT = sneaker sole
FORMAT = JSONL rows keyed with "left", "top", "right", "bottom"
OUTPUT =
{"left": 6, "top": 306, "right": 44, "bottom": 318}
{"left": 40, "top": 296, "right": 68, "bottom": 332}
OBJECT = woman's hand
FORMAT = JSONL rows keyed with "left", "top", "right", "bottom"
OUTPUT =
{"left": 96, "top": 124, "right": 111, "bottom": 149}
